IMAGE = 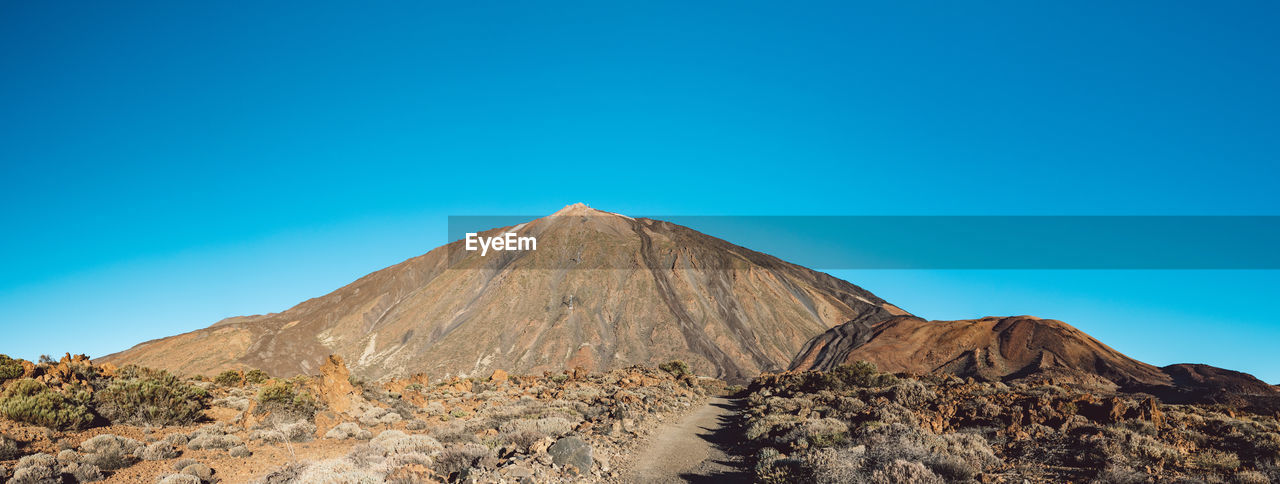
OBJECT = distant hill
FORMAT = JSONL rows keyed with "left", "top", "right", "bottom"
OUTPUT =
{"left": 789, "top": 315, "right": 1278, "bottom": 405}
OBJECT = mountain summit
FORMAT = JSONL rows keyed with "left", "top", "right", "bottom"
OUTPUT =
{"left": 100, "top": 204, "right": 907, "bottom": 382}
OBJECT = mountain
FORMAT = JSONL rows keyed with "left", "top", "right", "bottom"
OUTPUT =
{"left": 98, "top": 204, "right": 908, "bottom": 382}
{"left": 789, "top": 315, "right": 1278, "bottom": 403}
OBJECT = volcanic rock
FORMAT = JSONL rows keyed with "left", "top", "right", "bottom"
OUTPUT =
{"left": 547, "top": 436, "right": 593, "bottom": 475}
{"left": 315, "top": 355, "right": 361, "bottom": 414}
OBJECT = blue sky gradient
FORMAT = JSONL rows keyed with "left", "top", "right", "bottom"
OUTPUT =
{"left": 2, "top": 2, "right": 1277, "bottom": 381}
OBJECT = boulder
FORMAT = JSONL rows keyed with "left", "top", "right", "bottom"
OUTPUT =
{"left": 548, "top": 436, "right": 593, "bottom": 475}
{"left": 490, "top": 369, "right": 509, "bottom": 383}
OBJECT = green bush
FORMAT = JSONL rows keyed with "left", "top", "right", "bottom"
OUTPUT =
{"left": 800, "top": 361, "right": 897, "bottom": 392}
{"left": 244, "top": 369, "right": 269, "bottom": 384}
{"left": 808, "top": 432, "right": 848, "bottom": 448}
{"left": 0, "top": 354, "right": 24, "bottom": 382}
{"left": 831, "top": 361, "right": 897, "bottom": 387}
{"left": 0, "top": 378, "right": 94, "bottom": 429}
{"left": 214, "top": 370, "right": 242, "bottom": 386}
{"left": 94, "top": 369, "right": 210, "bottom": 426}
{"left": 257, "top": 381, "right": 318, "bottom": 418}
{"left": 659, "top": 360, "right": 692, "bottom": 378}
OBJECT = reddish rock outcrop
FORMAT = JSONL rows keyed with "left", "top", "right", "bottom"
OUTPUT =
{"left": 489, "top": 369, "right": 508, "bottom": 383}
{"left": 314, "top": 355, "right": 361, "bottom": 415}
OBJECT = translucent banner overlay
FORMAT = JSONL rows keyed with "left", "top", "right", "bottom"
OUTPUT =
{"left": 446, "top": 216, "right": 1280, "bottom": 269}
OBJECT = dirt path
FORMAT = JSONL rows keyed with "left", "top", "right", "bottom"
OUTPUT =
{"left": 624, "top": 397, "right": 751, "bottom": 483}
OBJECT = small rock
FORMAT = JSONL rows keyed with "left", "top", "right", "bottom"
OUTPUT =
{"left": 547, "top": 436, "right": 593, "bottom": 475}
{"left": 594, "top": 452, "right": 611, "bottom": 472}
{"left": 530, "top": 436, "right": 554, "bottom": 455}
{"left": 503, "top": 465, "right": 533, "bottom": 479}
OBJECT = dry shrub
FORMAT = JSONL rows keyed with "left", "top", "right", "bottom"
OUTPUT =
{"left": 0, "top": 433, "right": 20, "bottom": 460}
{"left": 372, "top": 430, "right": 443, "bottom": 455}
{"left": 281, "top": 420, "right": 316, "bottom": 443}
{"left": 79, "top": 434, "right": 142, "bottom": 470}
{"left": 255, "top": 461, "right": 306, "bottom": 484}
{"left": 433, "top": 444, "right": 490, "bottom": 477}
{"left": 498, "top": 417, "right": 573, "bottom": 438}
{"left": 869, "top": 459, "right": 943, "bottom": 484}
{"left": 294, "top": 458, "right": 381, "bottom": 483}
{"left": 325, "top": 422, "right": 365, "bottom": 440}
{"left": 1191, "top": 448, "right": 1240, "bottom": 472}
{"left": 499, "top": 430, "right": 546, "bottom": 453}
{"left": 139, "top": 441, "right": 180, "bottom": 461}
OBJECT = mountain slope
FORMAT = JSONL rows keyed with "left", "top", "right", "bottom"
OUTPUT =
{"left": 789, "top": 315, "right": 1278, "bottom": 403}
{"left": 789, "top": 315, "right": 1170, "bottom": 386}
{"left": 99, "top": 204, "right": 908, "bottom": 382}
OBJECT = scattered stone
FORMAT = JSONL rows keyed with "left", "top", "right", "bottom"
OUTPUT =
{"left": 547, "top": 436, "right": 593, "bottom": 475}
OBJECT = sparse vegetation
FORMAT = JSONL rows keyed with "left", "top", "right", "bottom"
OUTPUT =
{"left": 744, "top": 361, "right": 1280, "bottom": 483}
{"left": 244, "top": 369, "right": 269, "bottom": 384}
{"left": 1191, "top": 448, "right": 1241, "bottom": 472}
{"left": 659, "top": 360, "right": 691, "bottom": 378}
{"left": 500, "top": 429, "right": 546, "bottom": 452}
{"left": 256, "top": 380, "right": 319, "bottom": 418}
{"left": 79, "top": 433, "right": 143, "bottom": 470}
{"left": 0, "top": 433, "right": 20, "bottom": 460}
{"left": 0, "top": 378, "right": 94, "bottom": 430}
{"left": 434, "top": 443, "right": 492, "bottom": 477}
{"left": 214, "top": 370, "right": 242, "bottom": 386}
{"left": 94, "top": 367, "right": 209, "bottom": 425}
{"left": 0, "top": 354, "right": 24, "bottom": 382}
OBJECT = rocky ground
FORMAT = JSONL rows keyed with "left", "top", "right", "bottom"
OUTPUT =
{"left": 743, "top": 362, "right": 1280, "bottom": 483}
{"left": 6, "top": 353, "right": 1280, "bottom": 483}
{"left": 0, "top": 354, "right": 719, "bottom": 483}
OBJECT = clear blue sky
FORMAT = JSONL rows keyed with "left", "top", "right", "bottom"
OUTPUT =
{"left": 2, "top": 2, "right": 1277, "bottom": 382}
